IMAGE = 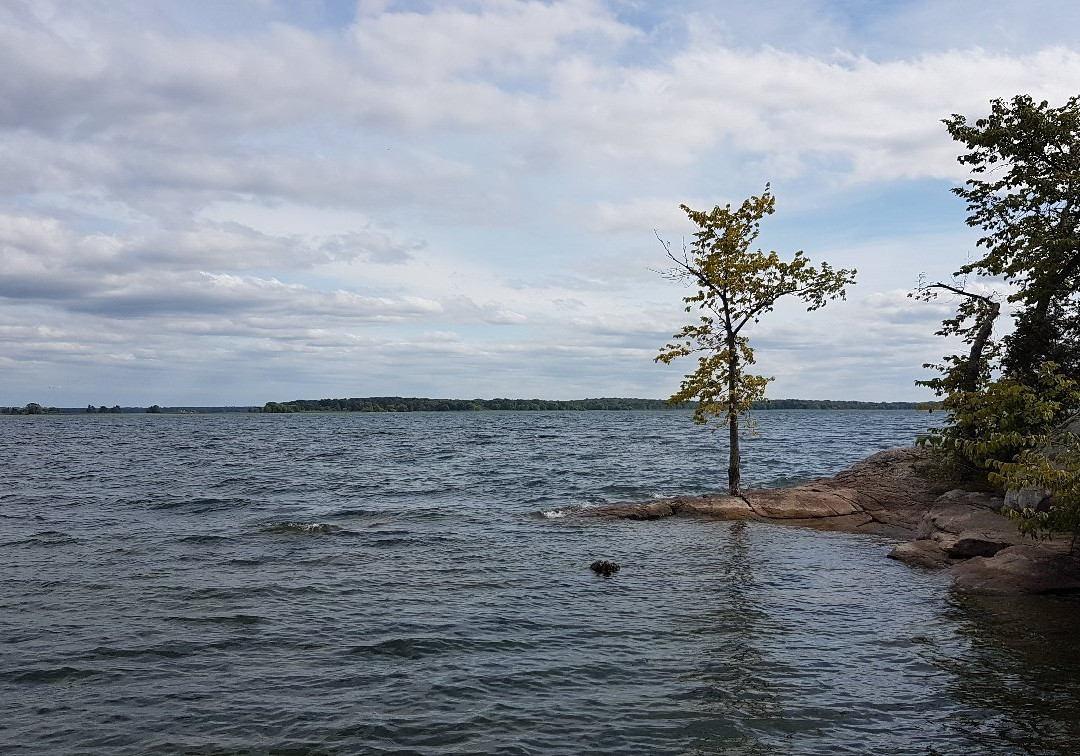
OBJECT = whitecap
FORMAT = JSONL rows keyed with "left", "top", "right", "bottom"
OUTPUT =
{"left": 261, "top": 521, "right": 353, "bottom": 535}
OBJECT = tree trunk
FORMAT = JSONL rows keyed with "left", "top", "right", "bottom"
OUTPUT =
{"left": 727, "top": 335, "right": 741, "bottom": 496}
{"left": 728, "top": 408, "right": 740, "bottom": 496}
{"left": 960, "top": 299, "right": 1001, "bottom": 393}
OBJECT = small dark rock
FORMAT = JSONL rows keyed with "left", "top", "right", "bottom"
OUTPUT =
{"left": 590, "top": 560, "right": 620, "bottom": 576}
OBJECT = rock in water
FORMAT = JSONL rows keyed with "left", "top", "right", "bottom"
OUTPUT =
{"left": 590, "top": 560, "right": 620, "bottom": 576}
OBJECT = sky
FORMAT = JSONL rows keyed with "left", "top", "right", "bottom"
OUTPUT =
{"left": 3, "top": 0, "right": 1080, "bottom": 407}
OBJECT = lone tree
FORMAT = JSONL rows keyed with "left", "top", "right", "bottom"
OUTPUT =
{"left": 656, "top": 186, "right": 856, "bottom": 496}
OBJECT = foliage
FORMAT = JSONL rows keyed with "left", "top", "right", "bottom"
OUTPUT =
{"left": 1001, "top": 298, "right": 1080, "bottom": 380}
{"left": 911, "top": 279, "right": 1001, "bottom": 400}
{"left": 921, "top": 363, "right": 1080, "bottom": 473}
{"left": 658, "top": 332, "right": 771, "bottom": 428}
{"left": 655, "top": 186, "right": 855, "bottom": 495}
{"left": 1, "top": 403, "right": 61, "bottom": 415}
{"left": 993, "top": 433, "right": 1080, "bottom": 542}
{"left": 944, "top": 94, "right": 1080, "bottom": 380}
{"left": 917, "top": 95, "right": 1080, "bottom": 493}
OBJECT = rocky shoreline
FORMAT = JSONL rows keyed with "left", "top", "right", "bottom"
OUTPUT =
{"left": 580, "top": 447, "right": 1080, "bottom": 594}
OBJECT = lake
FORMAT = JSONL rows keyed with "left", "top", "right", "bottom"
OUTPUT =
{"left": 2, "top": 410, "right": 1078, "bottom": 754}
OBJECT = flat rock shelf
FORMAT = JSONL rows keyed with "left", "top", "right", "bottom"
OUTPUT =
{"left": 580, "top": 447, "right": 1080, "bottom": 595}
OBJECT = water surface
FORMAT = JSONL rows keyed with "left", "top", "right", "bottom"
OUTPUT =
{"left": 2, "top": 410, "right": 1077, "bottom": 754}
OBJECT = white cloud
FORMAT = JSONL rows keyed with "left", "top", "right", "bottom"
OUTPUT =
{"left": 348, "top": 0, "right": 638, "bottom": 81}
{"left": 2, "top": 0, "right": 1078, "bottom": 405}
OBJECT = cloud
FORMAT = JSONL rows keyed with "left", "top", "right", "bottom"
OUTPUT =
{"left": 348, "top": 0, "right": 639, "bottom": 81}
{"left": 2, "top": 0, "right": 1078, "bottom": 405}
{"left": 582, "top": 197, "right": 695, "bottom": 234}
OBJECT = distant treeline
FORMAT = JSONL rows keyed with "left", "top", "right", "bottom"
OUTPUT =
{"left": 256, "top": 397, "right": 930, "bottom": 413}
{"left": 1, "top": 404, "right": 255, "bottom": 415}
{"left": 2, "top": 403, "right": 63, "bottom": 415}
{"left": 257, "top": 397, "right": 683, "bottom": 413}
{"left": 753, "top": 399, "right": 930, "bottom": 410}
{"left": 0, "top": 398, "right": 933, "bottom": 416}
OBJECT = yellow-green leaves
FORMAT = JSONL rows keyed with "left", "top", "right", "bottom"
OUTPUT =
{"left": 919, "top": 361, "right": 1080, "bottom": 475}
{"left": 994, "top": 432, "right": 1080, "bottom": 540}
{"left": 655, "top": 186, "right": 856, "bottom": 495}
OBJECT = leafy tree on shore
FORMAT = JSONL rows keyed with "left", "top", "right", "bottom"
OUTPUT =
{"left": 919, "top": 94, "right": 1080, "bottom": 537}
{"left": 922, "top": 96, "right": 1080, "bottom": 452}
{"left": 655, "top": 187, "right": 855, "bottom": 496}
{"left": 944, "top": 94, "right": 1080, "bottom": 381}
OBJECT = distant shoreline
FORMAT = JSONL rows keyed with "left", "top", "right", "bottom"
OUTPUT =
{"left": 3, "top": 397, "right": 936, "bottom": 416}
{"left": 255, "top": 397, "right": 930, "bottom": 413}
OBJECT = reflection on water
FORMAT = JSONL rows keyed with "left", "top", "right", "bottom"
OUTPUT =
{"left": 683, "top": 521, "right": 786, "bottom": 752}
{"left": 940, "top": 591, "right": 1080, "bottom": 754}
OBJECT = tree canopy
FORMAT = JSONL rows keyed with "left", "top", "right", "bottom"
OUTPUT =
{"left": 944, "top": 94, "right": 1080, "bottom": 379}
{"left": 921, "top": 94, "right": 1080, "bottom": 539}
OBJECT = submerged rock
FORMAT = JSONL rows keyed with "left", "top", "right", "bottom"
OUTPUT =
{"left": 888, "top": 540, "right": 956, "bottom": 570}
{"left": 589, "top": 560, "right": 620, "bottom": 576}
{"left": 586, "top": 500, "right": 677, "bottom": 520}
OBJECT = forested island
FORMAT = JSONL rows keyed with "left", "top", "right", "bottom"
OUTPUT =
{"left": 254, "top": 397, "right": 925, "bottom": 413}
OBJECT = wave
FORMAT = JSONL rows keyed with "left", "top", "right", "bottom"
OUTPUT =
{"left": 538, "top": 491, "right": 669, "bottom": 519}
{"left": 347, "top": 636, "right": 534, "bottom": 660}
{"left": 302, "top": 449, "right": 347, "bottom": 461}
{"left": 2, "top": 530, "right": 80, "bottom": 547}
{"left": 179, "top": 534, "right": 234, "bottom": 544}
{"left": 86, "top": 638, "right": 248, "bottom": 659}
{"left": 369, "top": 536, "right": 414, "bottom": 548}
{"left": 166, "top": 614, "right": 264, "bottom": 626}
{"left": 327, "top": 507, "right": 382, "bottom": 518}
{"left": 260, "top": 521, "right": 357, "bottom": 536}
{"left": 539, "top": 507, "right": 573, "bottom": 519}
{"left": 2, "top": 665, "right": 116, "bottom": 684}
{"left": 538, "top": 503, "right": 600, "bottom": 519}
{"left": 139, "top": 496, "right": 252, "bottom": 514}
{"left": 759, "top": 474, "right": 815, "bottom": 489}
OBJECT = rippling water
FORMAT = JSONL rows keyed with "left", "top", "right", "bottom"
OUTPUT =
{"left": 2, "top": 410, "right": 1078, "bottom": 754}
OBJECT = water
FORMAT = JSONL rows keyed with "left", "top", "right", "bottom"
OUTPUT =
{"left": 2, "top": 410, "right": 1078, "bottom": 754}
